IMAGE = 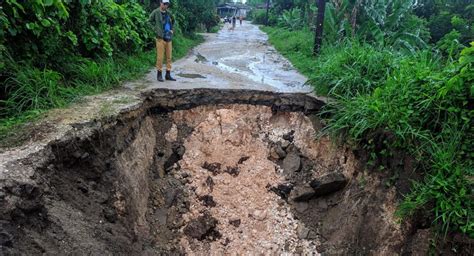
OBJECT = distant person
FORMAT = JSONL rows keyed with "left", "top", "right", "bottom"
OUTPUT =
{"left": 239, "top": 16, "right": 243, "bottom": 26}
{"left": 149, "top": 0, "right": 176, "bottom": 82}
{"left": 232, "top": 16, "right": 237, "bottom": 30}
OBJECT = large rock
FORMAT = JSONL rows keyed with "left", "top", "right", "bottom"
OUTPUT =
{"left": 282, "top": 152, "right": 301, "bottom": 173}
{"left": 309, "top": 172, "right": 348, "bottom": 197}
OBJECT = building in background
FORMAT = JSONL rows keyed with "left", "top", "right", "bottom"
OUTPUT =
{"left": 217, "top": 2, "right": 251, "bottom": 19}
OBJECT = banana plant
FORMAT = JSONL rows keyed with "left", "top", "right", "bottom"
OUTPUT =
{"left": 278, "top": 8, "right": 303, "bottom": 31}
{"left": 358, "top": 0, "right": 428, "bottom": 52}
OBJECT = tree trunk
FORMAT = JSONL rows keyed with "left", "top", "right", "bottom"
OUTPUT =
{"left": 265, "top": 0, "right": 270, "bottom": 25}
{"left": 313, "top": 0, "right": 326, "bottom": 55}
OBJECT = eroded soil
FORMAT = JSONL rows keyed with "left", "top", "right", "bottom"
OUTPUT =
{"left": 1, "top": 89, "right": 436, "bottom": 255}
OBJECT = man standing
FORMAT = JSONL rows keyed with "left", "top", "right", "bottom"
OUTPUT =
{"left": 232, "top": 16, "right": 236, "bottom": 30}
{"left": 149, "top": 0, "right": 176, "bottom": 82}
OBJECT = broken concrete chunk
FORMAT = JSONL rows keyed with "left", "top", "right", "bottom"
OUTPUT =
{"left": 290, "top": 185, "right": 315, "bottom": 202}
{"left": 282, "top": 152, "right": 301, "bottom": 173}
{"left": 309, "top": 172, "right": 348, "bottom": 197}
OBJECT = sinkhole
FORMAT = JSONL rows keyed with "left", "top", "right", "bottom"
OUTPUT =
{"left": 1, "top": 89, "right": 424, "bottom": 255}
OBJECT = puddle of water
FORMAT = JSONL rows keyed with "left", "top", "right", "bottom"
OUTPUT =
{"left": 177, "top": 73, "right": 207, "bottom": 79}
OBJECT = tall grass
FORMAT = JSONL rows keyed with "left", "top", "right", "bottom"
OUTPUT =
{"left": 0, "top": 34, "right": 203, "bottom": 144}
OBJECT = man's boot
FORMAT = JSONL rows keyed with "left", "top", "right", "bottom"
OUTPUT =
{"left": 165, "top": 70, "right": 176, "bottom": 81}
{"left": 157, "top": 70, "right": 164, "bottom": 82}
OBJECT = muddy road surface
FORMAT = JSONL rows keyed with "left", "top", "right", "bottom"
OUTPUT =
{"left": 0, "top": 23, "right": 457, "bottom": 255}
{"left": 130, "top": 21, "right": 311, "bottom": 93}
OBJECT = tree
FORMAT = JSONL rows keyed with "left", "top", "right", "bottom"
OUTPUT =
{"left": 313, "top": 0, "right": 326, "bottom": 55}
{"left": 265, "top": 0, "right": 270, "bottom": 25}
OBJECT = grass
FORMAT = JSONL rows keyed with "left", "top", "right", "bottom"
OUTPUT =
{"left": 0, "top": 34, "right": 203, "bottom": 146}
{"left": 262, "top": 26, "right": 474, "bottom": 238}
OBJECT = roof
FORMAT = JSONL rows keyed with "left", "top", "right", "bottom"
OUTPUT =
{"left": 217, "top": 3, "right": 252, "bottom": 10}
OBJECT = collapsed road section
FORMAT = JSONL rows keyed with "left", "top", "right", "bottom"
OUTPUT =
{"left": 1, "top": 89, "right": 429, "bottom": 255}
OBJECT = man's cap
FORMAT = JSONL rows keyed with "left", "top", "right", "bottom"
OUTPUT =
{"left": 162, "top": 0, "right": 170, "bottom": 3}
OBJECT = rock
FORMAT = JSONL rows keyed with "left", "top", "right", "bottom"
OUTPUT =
{"left": 183, "top": 213, "right": 221, "bottom": 241}
{"left": 309, "top": 172, "right": 348, "bottom": 197}
{"left": 282, "top": 152, "right": 301, "bottom": 173}
{"left": 174, "top": 145, "right": 185, "bottom": 157}
{"left": 297, "top": 224, "right": 310, "bottom": 239}
{"left": 202, "top": 162, "right": 222, "bottom": 175}
{"left": 290, "top": 185, "right": 315, "bottom": 202}
{"left": 269, "top": 149, "right": 280, "bottom": 160}
{"left": 164, "top": 188, "right": 178, "bottom": 207}
{"left": 269, "top": 143, "right": 287, "bottom": 160}
{"left": 238, "top": 156, "right": 250, "bottom": 164}
{"left": 199, "top": 195, "right": 217, "bottom": 207}
{"left": 224, "top": 166, "right": 240, "bottom": 177}
{"left": 229, "top": 218, "right": 241, "bottom": 227}
{"left": 269, "top": 183, "right": 293, "bottom": 200}
{"left": 251, "top": 210, "right": 267, "bottom": 221}
{"left": 294, "top": 202, "right": 309, "bottom": 213}
{"left": 205, "top": 176, "right": 215, "bottom": 191}
{"left": 281, "top": 140, "right": 290, "bottom": 149}
{"left": 283, "top": 130, "right": 295, "bottom": 142}
{"left": 275, "top": 143, "right": 287, "bottom": 158}
{"left": 221, "top": 237, "right": 231, "bottom": 246}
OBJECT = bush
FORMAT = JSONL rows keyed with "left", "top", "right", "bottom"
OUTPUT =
{"left": 251, "top": 9, "right": 278, "bottom": 26}
{"left": 252, "top": 9, "right": 267, "bottom": 25}
{"left": 1, "top": 0, "right": 153, "bottom": 63}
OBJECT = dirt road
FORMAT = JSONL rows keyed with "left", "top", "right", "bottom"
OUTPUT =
{"left": 130, "top": 21, "right": 311, "bottom": 93}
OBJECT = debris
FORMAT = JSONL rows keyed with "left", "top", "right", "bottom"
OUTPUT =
{"left": 183, "top": 213, "right": 221, "bottom": 241}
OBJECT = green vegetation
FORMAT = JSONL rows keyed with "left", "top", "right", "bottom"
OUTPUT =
{"left": 0, "top": 1, "right": 212, "bottom": 141}
{"left": 261, "top": 0, "right": 473, "bottom": 239}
